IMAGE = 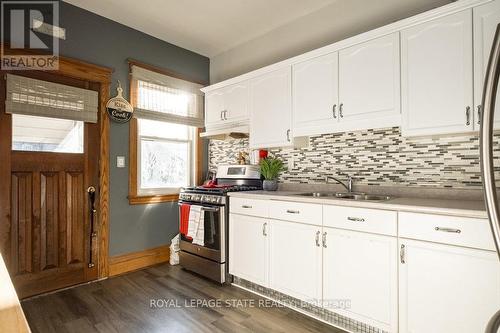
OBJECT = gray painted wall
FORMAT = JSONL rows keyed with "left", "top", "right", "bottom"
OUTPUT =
{"left": 210, "top": 0, "right": 451, "bottom": 83}
{"left": 57, "top": 2, "right": 209, "bottom": 256}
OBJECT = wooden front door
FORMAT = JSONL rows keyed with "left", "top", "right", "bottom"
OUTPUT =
{"left": 0, "top": 72, "right": 100, "bottom": 298}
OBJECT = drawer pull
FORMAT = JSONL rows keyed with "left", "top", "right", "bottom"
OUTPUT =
{"left": 241, "top": 205, "right": 253, "bottom": 209}
{"left": 286, "top": 209, "right": 300, "bottom": 214}
{"left": 435, "top": 227, "right": 461, "bottom": 234}
{"left": 347, "top": 216, "right": 365, "bottom": 222}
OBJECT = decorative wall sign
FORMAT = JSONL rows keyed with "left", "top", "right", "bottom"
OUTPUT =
{"left": 106, "top": 81, "right": 133, "bottom": 123}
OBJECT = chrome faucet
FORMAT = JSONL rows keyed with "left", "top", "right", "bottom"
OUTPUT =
{"left": 325, "top": 175, "right": 354, "bottom": 193}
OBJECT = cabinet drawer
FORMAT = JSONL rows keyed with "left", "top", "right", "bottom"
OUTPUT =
{"left": 269, "top": 201, "right": 322, "bottom": 226}
{"left": 323, "top": 205, "right": 397, "bottom": 236}
{"left": 399, "top": 212, "right": 496, "bottom": 251}
{"left": 230, "top": 197, "right": 268, "bottom": 217}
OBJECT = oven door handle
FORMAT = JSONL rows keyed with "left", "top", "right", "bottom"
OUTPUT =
{"left": 178, "top": 202, "right": 221, "bottom": 212}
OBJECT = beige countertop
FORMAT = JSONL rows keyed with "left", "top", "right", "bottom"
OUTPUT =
{"left": 228, "top": 191, "right": 489, "bottom": 219}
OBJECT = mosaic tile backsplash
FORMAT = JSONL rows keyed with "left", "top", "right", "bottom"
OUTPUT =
{"left": 208, "top": 127, "right": 500, "bottom": 189}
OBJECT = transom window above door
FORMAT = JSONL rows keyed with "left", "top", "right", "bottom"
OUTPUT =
{"left": 5, "top": 74, "right": 99, "bottom": 154}
{"left": 128, "top": 62, "right": 205, "bottom": 204}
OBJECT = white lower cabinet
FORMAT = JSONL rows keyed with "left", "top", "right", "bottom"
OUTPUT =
{"left": 229, "top": 199, "right": 500, "bottom": 333}
{"left": 399, "top": 238, "right": 500, "bottom": 333}
{"left": 323, "top": 227, "right": 398, "bottom": 332}
{"left": 229, "top": 213, "right": 269, "bottom": 286}
{"left": 269, "top": 219, "right": 322, "bottom": 305}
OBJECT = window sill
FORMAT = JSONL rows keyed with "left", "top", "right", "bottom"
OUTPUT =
{"left": 128, "top": 194, "right": 179, "bottom": 205}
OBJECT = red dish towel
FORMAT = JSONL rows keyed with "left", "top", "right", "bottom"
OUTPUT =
{"left": 180, "top": 203, "right": 192, "bottom": 240}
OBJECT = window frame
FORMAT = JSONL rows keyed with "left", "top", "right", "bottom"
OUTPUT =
{"left": 128, "top": 60, "right": 204, "bottom": 205}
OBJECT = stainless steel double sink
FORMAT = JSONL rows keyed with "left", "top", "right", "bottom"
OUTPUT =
{"left": 295, "top": 192, "right": 391, "bottom": 201}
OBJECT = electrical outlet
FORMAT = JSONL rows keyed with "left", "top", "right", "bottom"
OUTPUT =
{"left": 288, "top": 157, "right": 294, "bottom": 170}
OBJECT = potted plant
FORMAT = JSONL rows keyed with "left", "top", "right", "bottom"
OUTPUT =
{"left": 259, "top": 157, "right": 285, "bottom": 191}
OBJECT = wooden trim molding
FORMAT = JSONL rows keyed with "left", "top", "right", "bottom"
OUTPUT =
{"left": 109, "top": 245, "right": 170, "bottom": 277}
{"left": 127, "top": 58, "right": 208, "bottom": 86}
{"left": 0, "top": 43, "right": 112, "bottom": 280}
{"left": 128, "top": 63, "right": 205, "bottom": 205}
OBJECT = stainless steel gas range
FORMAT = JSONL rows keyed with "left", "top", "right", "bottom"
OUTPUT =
{"left": 178, "top": 165, "right": 261, "bottom": 284}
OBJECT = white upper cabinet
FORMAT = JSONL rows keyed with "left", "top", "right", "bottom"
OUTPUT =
{"left": 323, "top": 228, "right": 398, "bottom": 333}
{"left": 205, "top": 89, "right": 225, "bottom": 127}
{"left": 399, "top": 239, "right": 500, "bottom": 333}
{"left": 249, "top": 68, "right": 293, "bottom": 149}
{"left": 292, "top": 52, "right": 339, "bottom": 136}
{"left": 205, "top": 82, "right": 249, "bottom": 128}
{"left": 401, "top": 10, "right": 474, "bottom": 136}
{"left": 474, "top": 0, "right": 500, "bottom": 130}
{"left": 338, "top": 33, "right": 401, "bottom": 128}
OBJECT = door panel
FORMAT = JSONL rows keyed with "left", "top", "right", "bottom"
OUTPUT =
{"left": 269, "top": 220, "right": 322, "bottom": 305}
{"left": 229, "top": 214, "right": 269, "bottom": 286}
{"left": 66, "top": 172, "right": 85, "bottom": 265}
{"left": 339, "top": 33, "right": 400, "bottom": 124}
{"left": 399, "top": 239, "right": 500, "bottom": 333}
{"left": 223, "top": 82, "right": 249, "bottom": 122}
{"left": 249, "top": 68, "right": 292, "bottom": 149}
{"left": 293, "top": 52, "right": 339, "bottom": 133}
{"left": 40, "top": 172, "right": 59, "bottom": 271}
{"left": 401, "top": 10, "right": 473, "bottom": 136}
{"left": 10, "top": 172, "right": 33, "bottom": 275}
{"left": 323, "top": 227, "right": 398, "bottom": 333}
{"left": 473, "top": 0, "right": 500, "bottom": 129}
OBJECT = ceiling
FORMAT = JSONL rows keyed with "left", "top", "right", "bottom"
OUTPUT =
{"left": 63, "top": 0, "right": 338, "bottom": 57}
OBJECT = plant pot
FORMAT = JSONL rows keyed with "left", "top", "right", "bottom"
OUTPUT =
{"left": 263, "top": 179, "right": 278, "bottom": 191}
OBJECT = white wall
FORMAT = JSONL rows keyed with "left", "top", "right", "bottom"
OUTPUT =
{"left": 210, "top": 0, "right": 452, "bottom": 83}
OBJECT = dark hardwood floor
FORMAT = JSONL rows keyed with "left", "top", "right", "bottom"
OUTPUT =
{"left": 22, "top": 264, "right": 344, "bottom": 333}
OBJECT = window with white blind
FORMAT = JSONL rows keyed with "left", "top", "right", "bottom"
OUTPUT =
{"left": 6, "top": 74, "right": 98, "bottom": 154}
{"left": 130, "top": 64, "right": 203, "bottom": 199}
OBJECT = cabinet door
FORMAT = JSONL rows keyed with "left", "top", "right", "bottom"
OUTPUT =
{"left": 399, "top": 239, "right": 500, "bottom": 333}
{"left": 249, "top": 68, "right": 292, "bottom": 149}
{"left": 223, "top": 82, "right": 249, "bottom": 123}
{"left": 292, "top": 52, "right": 339, "bottom": 136}
{"left": 401, "top": 10, "right": 473, "bottom": 136}
{"left": 338, "top": 33, "right": 400, "bottom": 128}
{"left": 474, "top": 0, "right": 500, "bottom": 130}
{"left": 229, "top": 214, "right": 269, "bottom": 286}
{"left": 205, "top": 89, "right": 225, "bottom": 127}
{"left": 323, "top": 228, "right": 398, "bottom": 333}
{"left": 269, "top": 220, "right": 322, "bottom": 305}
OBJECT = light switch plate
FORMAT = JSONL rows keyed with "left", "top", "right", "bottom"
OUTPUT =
{"left": 116, "top": 156, "right": 126, "bottom": 168}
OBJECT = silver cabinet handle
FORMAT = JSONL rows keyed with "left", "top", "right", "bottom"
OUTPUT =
{"left": 435, "top": 227, "right": 461, "bottom": 234}
{"left": 315, "top": 231, "right": 321, "bottom": 247}
{"left": 466, "top": 106, "right": 471, "bottom": 125}
{"left": 286, "top": 129, "right": 291, "bottom": 142}
{"left": 477, "top": 105, "right": 482, "bottom": 125}
{"left": 241, "top": 205, "right": 252, "bottom": 209}
{"left": 286, "top": 209, "right": 300, "bottom": 214}
{"left": 322, "top": 232, "right": 327, "bottom": 248}
{"left": 332, "top": 104, "right": 337, "bottom": 118}
{"left": 400, "top": 244, "right": 406, "bottom": 264}
{"left": 220, "top": 110, "right": 224, "bottom": 120}
{"left": 339, "top": 103, "right": 344, "bottom": 118}
{"left": 262, "top": 222, "right": 267, "bottom": 236}
{"left": 347, "top": 216, "right": 365, "bottom": 222}
{"left": 224, "top": 110, "right": 228, "bottom": 120}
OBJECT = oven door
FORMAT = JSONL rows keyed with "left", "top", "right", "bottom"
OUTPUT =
{"left": 179, "top": 203, "right": 226, "bottom": 263}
